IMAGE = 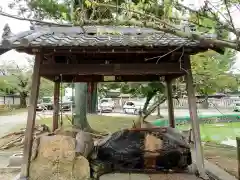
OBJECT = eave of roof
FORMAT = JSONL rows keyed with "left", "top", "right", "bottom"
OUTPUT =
{"left": 0, "top": 24, "right": 223, "bottom": 54}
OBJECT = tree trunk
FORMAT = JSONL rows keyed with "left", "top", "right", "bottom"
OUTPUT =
{"left": 157, "top": 104, "right": 160, "bottom": 116}
{"left": 157, "top": 95, "right": 165, "bottom": 118}
{"left": 87, "top": 82, "right": 98, "bottom": 114}
{"left": 142, "top": 92, "right": 155, "bottom": 115}
{"left": 201, "top": 96, "right": 209, "bottom": 109}
{"left": 74, "top": 83, "right": 91, "bottom": 130}
{"left": 157, "top": 95, "right": 164, "bottom": 118}
{"left": 74, "top": 83, "right": 106, "bottom": 134}
{"left": 19, "top": 93, "right": 27, "bottom": 108}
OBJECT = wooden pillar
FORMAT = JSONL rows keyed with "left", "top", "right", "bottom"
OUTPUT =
{"left": 184, "top": 55, "right": 208, "bottom": 179}
{"left": 53, "top": 81, "right": 60, "bottom": 131}
{"left": 87, "top": 82, "right": 93, "bottom": 113}
{"left": 166, "top": 77, "right": 175, "bottom": 128}
{"left": 20, "top": 53, "right": 41, "bottom": 179}
{"left": 237, "top": 137, "right": 240, "bottom": 179}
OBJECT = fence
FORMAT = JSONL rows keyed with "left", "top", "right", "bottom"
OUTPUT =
{"left": 0, "top": 96, "right": 29, "bottom": 105}
{"left": 112, "top": 97, "right": 239, "bottom": 109}
{"left": 0, "top": 95, "right": 238, "bottom": 109}
{"left": 159, "top": 98, "right": 237, "bottom": 109}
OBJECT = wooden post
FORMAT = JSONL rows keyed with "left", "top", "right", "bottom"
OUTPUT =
{"left": 237, "top": 137, "right": 240, "bottom": 180}
{"left": 87, "top": 82, "right": 93, "bottom": 113}
{"left": 20, "top": 53, "right": 41, "bottom": 179}
{"left": 53, "top": 81, "right": 60, "bottom": 131}
{"left": 91, "top": 82, "right": 98, "bottom": 113}
{"left": 166, "top": 77, "right": 175, "bottom": 128}
{"left": 184, "top": 56, "right": 208, "bottom": 179}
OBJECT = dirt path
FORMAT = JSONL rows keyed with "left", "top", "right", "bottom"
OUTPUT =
{"left": 204, "top": 143, "right": 238, "bottom": 179}
{"left": 0, "top": 112, "right": 28, "bottom": 138}
{"left": 0, "top": 172, "right": 19, "bottom": 180}
{"left": 0, "top": 111, "right": 54, "bottom": 138}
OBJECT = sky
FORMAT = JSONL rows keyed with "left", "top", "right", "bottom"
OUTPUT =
{"left": 0, "top": 0, "right": 32, "bottom": 67}
{"left": 0, "top": 0, "right": 240, "bottom": 70}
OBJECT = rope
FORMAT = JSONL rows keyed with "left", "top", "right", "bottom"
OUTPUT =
{"left": 71, "top": 77, "right": 75, "bottom": 125}
{"left": 60, "top": 74, "right": 63, "bottom": 127}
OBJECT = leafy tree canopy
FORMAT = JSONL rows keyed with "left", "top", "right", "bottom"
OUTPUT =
{"left": 0, "top": 64, "right": 54, "bottom": 107}
{"left": 191, "top": 50, "right": 238, "bottom": 95}
{"left": 7, "top": 0, "right": 240, "bottom": 51}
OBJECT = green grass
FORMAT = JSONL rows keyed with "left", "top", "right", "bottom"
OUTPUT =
{"left": 177, "top": 122, "right": 240, "bottom": 143}
{"left": 11, "top": 113, "right": 240, "bottom": 143}
{"left": 13, "top": 114, "right": 135, "bottom": 133}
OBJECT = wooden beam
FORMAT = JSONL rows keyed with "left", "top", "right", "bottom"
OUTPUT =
{"left": 39, "top": 63, "right": 184, "bottom": 76}
{"left": 20, "top": 53, "right": 41, "bottom": 179}
{"left": 43, "top": 75, "right": 171, "bottom": 82}
{"left": 166, "top": 77, "right": 175, "bottom": 128}
{"left": 53, "top": 81, "right": 60, "bottom": 131}
{"left": 184, "top": 55, "right": 208, "bottom": 179}
{"left": 40, "top": 47, "right": 200, "bottom": 54}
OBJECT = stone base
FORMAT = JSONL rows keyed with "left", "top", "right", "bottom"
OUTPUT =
{"left": 29, "top": 135, "right": 91, "bottom": 180}
{"left": 100, "top": 173, "right": 150, "bottom": 180}
{"left": 8, "top": 153, "right": 23, "bottom": 167}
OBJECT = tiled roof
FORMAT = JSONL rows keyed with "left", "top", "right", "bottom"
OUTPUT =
{"left": 0, "top": 25, "right": 204, "bottom": 49}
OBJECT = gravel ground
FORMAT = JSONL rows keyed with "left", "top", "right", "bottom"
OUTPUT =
{"left": 0, "top": 109, "right": 235, "bottom": 180}
{"left": 0, "top": 172, "right": 19, "bottom": 180}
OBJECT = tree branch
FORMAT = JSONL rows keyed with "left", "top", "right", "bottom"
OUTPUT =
{"left": 223, "top": 0, "right": 239, "bottom": 40}
{"left": 206, "top": 1, "right": 231, "bottom": 25}
{"left": 0, "top": 2, "right": 239, "bottom": 51}
{"left": 90, "top": 1, "right": 177, "bottom": 29}
{"left": 174, "top": 2, "right": 239, "bottom": 36}
{"left": 83, "top": 19, "right": 238, "bottom": 50}
{"left": 168, "top": 16, "right": 213, "bottom": 30}
{"left": 0, "top": 10, "right": 72, "bottom": 26}
{"left": 88, "top": 2, "right": 238, "bottom": 50}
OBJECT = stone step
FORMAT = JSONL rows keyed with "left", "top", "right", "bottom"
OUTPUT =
{"left": 99, "top": 173, "right": 150, "bottom": 180}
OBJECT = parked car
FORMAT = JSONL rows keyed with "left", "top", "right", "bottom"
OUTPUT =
{"left": 98, "top": 98, "right": 115, "bottom": 113}
{"left": 36, "top": 96, "right": 73, "bottom": 112}
{"left": 60, "top": 101, "right": 73, "bottom": 112}
{"left": 36, "top": 97, "right": 54, "bottom": 111}
{"left": 36, "top": 103, "right": 47, "bottom": 111}
{"left": 233, "top": 102, "right": 240, "bottom": 112}
{"left": 123, "top": 101, "right": 144, "bottom": 114}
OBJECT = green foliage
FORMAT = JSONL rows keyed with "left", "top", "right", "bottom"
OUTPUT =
{"left": 7, "top": 0, "right": 240, "bottom": 51}
{"left": 191, "top": 50, "right": 238, "bottom": 95}
{"left": 6, "top": 0, "right": 240, "bottom": 110}
{"left": 39, "top": 78, "right": 54, "bottom": 97}
{"left": 0, "top": 65, "right": 54, "bottom": 106}
{"left": 0, "top": 77, "right": 12, "bottom": 94}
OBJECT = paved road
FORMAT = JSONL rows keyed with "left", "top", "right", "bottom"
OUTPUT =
{"left": 0, "top": 112, "right": 28, "bottom": 137}
{"left": 0, "top": 108, "right": 238, "bottom": 138}
{"left": 0, "top": 112, "right": 51, "bottom": 137}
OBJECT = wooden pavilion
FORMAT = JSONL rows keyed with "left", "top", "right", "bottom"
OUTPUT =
{"left": 0, "top": 24, "right": 221, "bottom": 180}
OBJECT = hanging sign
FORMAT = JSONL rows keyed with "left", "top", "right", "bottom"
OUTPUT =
{"left": 103, "top": 76, "right": 115, "bottom": 81}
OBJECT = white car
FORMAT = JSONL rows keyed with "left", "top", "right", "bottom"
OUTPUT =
{"left": 98, "top": 98, "right": 115, "bottom": 112}
{"left": 123, "top": 101, "right": 144, "bottom": 114}
{"left": 233, "top": 102, "right": 240, "bottom": 112}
